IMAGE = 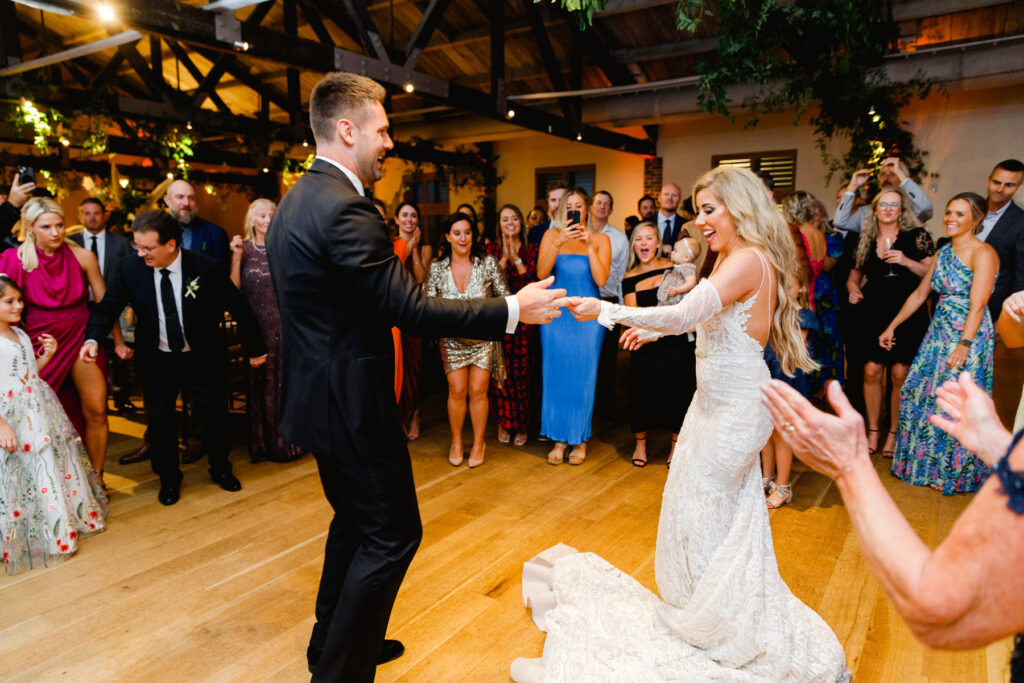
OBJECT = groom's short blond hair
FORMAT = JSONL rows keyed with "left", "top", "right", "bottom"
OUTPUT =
{"left": 309, "top": 72, "right": 386, "bottom": 145}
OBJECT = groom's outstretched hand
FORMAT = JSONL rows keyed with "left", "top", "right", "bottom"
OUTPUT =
{"left": 516, "top": 276, "right": 570, "bottom": 325}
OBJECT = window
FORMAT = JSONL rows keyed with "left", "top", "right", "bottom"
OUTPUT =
{"left": 711, "top": 150, "right": 797, "bottom": 200}
{"left": 403, "top": 173, "right": 449, "bottom": 244}
{"left": 535, "top": 164, "right": 596, "bottom": 207}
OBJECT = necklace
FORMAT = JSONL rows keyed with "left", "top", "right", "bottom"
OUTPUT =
{"left": 253, "top": 241, "right": 266, "bottom": 252}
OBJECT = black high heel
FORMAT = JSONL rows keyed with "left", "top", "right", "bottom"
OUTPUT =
{"left": 866, "top": 428, "right": 881, "bottom": 455}
{"left": 881, "top": 430, "right": 898, "bottom": 459}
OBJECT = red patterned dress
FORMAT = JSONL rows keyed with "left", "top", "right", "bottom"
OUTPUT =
{"left": 484, "top": 241, "right": 538, "bottom": 433}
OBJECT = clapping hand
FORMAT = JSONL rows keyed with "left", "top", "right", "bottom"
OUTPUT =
{"left": 408, "top": 227, "right": 421, "bottom": 253}
{"left": 928, "top": 371, "right": 1011, "bottom": 467}
{"left": 515, "top": 276, "right": 570, "bottom": 325}
{"left": 761, "top": 380, "right": 868, "bottom": 480}
{"left": 230, "top": 234, "right": 244, "bottom": 256}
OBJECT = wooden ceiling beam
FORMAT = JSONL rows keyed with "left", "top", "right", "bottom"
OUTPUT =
{"left": 403, "top": 0, "right": 455, "bottom": 70}
{"left": 1, "top": 0, "right": 22, "bottom": 67}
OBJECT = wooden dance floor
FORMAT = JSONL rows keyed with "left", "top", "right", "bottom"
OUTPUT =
{"left": 0, "top": 403, "right": 1013, "bottom": 682}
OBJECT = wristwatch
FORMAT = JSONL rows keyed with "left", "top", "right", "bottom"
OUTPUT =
{"left": 958, "top": 338, "right": 972, "bottom": 348}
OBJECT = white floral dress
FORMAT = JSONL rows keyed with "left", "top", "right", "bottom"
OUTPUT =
{"left": 0, "top": 327, "right": 107, "bottom": 575}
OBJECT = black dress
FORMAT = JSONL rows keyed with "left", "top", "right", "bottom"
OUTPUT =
{"left": 623, "top": 269, "right": 697, "bottom": 434}
{"left": 854, "top": 227, "right": 935, "bottom": 366}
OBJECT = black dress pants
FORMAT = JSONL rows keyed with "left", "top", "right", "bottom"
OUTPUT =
{"left": 142, "top": 351, "right": 230, "bottom": 483}
{"left": 309, "top": 444, "right": 422, "bottom": 682}
{"left": 595, "top": 296, "right": 620, "bottom": 417}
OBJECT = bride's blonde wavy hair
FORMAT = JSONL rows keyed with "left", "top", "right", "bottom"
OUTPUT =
{"left": 18, "top": 197, "right": 73, "bottom": 272}
{"left": 692, "top": 167, "right": 817, "bottom": 376}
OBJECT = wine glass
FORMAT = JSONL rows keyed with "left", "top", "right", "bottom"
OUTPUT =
{"left": 884, "top": 237, "right": 898, "bottom": 278}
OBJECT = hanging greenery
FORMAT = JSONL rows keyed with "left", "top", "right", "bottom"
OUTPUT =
{"left": 12, "top": 99, "right": 61, "bottom": 152}
{"left": 547, "top": 0, "right": 935, "bottom": 186}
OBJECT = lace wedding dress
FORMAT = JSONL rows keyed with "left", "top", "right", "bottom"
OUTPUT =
{"left": 512, "top": 262, "right": 849, "bottom": 682}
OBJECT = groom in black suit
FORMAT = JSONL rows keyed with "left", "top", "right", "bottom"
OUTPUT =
{"left": 268, "top": 72, "right": 568, "bottom": 682}
{"left": 80, "top": 211, "right": 267, "bottom": 505}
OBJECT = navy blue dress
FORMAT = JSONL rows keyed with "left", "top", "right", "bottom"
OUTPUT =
{"left": 540, "top": 254, "right": 604, "bottom": 444}
{"left": 764, "top": 307, "right": 821, "bottom": 398}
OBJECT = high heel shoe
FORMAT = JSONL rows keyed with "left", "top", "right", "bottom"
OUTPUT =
{"left": 467, "top": 445, "right": 485, "bottom": 469}
{"left": 762, "top": 475, "right": 776, "bottom": 493}
{"left": 866, "top": 428, "right": 881, "bottom": 455}
{"left": 568, "top": 444, "right": 587, "bottom": 466}
{"left": 632, "top": 437, "right": 647, "bottom": 468}
{"left": 448, "top": 445, "right": 464, "bottom": 467}
{"left": 881, "top": 430, "right": 898, "bottom": 459}
{"left": 766, "top": 482, "right": 792, "bottom": 509}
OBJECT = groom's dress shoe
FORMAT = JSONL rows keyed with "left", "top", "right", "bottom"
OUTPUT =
{"left": 211, "top": 471, "right": 242, "bottom": 492}
{"left": 305, "top": 639, "right": 405, "bottom": 673}
{"left": 377, "top": 639, "right": 405, "bottom": 665}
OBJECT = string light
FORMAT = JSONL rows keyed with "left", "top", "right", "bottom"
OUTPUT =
{"left": 97, "top": 3, "right": 116, "bottom": 22}
{"left": 506, "top": 109, "right": 516, "bottom": 119}
{"left": 166, "top": 172, "right": 174, "bottom": 180}
{"left": 404, "top": 83, "right": 415, "bottom": 93}
{"left": 118, "top": 178, "right": 129, "bottom": 189}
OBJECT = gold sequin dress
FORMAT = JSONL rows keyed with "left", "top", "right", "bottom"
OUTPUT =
{"left": 425, "top": 254, "right": 509, "bottom": 383}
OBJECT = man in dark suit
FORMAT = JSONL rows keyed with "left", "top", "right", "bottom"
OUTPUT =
{"left": 979, "top": 158, "right": 1024, "bottom": 319}
{"left": 164, "top": 179, "right": 230, "bottom": 265}
{"left": 71, "top": 197, "right": 137, "bottom": 413}
{"left": 80, "top": 211, "right": 266, "bottom": 505}
{"left": 268, "top": 72, "right": 568, "bottom": 682}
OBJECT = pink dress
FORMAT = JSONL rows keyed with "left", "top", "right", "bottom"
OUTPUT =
{"left": 799, "top": 233, "right": 824, "bottom": 312}
{"left": 0, "top": 245, "right": 102, "bottom": 436}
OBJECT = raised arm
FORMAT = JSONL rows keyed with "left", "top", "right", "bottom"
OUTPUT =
{"left": 763, "top": 380, "right": 1024, "bottom": 650}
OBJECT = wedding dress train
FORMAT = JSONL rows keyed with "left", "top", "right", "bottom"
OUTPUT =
{"left": 512, "top": 264, "right": 849, "bottom": 682}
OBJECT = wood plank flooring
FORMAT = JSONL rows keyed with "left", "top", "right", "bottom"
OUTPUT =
{"left": 0, "top": 403, "right": 1013, "bottom": 682}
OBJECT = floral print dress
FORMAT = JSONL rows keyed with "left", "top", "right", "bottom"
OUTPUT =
{"left": 0, "top": 327, "right": 107, "bottom": 574}
{"left": 892, "top": 244, "right": 994, "bottom": 495}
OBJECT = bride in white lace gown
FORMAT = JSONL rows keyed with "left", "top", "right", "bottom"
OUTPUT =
{"left": 511, "top": 167, "right": 849, "bottom": 682}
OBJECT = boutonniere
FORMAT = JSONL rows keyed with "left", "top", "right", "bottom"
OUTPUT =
{"left": 185, "top": 276, "right": 201, "bottom": 299}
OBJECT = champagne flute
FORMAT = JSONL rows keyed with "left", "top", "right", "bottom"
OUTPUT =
{"left": 884, "top": 237, "right": 898, "bottom": 277}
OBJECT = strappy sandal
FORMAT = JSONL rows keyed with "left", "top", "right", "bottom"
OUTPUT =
{"left": 766, "top": 482, "right": 792, "bottom": 509}
{"left": 762, "top": 475, "right": 776, "bottom": 493}
{"left": 568, "top": 444, "right": 587, "bottom": 466}
{"left": 513, "top": 431, "right": 528, "bottom": 447}
{"left": 866, "top": 428, "right": 881, "bottom": 455}
{"left": 497, "top": 427, "right": 511, "bottom": 444}
{"left": 632, "top": 437, "right": 647, "bottom": 467}
{"left": 547, "top": 443, "right": 566, "bottom": 466}
{"left": 881, "top": 430, "right": 897, "bottom": 459}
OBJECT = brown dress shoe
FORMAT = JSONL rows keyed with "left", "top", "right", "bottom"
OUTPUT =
{"left": 119, "top": 443, "right": 150, "bottom": 465}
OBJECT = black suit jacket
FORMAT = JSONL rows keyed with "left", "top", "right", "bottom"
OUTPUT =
{"left": 656, "top": 212, "right": 684, "bottom": 248}
{"left": 267, "top": 159, "right": 507, "bottom": 456}
{"left": 984, "top": 200, "right": 1024, "bottom": 318}
{"left": 70, "top": 229, "right": 133, "bottom": 282}
{"left": 85, "top": 250, "right": 265, "bottom": 381}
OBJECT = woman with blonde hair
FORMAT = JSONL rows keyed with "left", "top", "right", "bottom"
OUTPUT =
{"left": 0, "top": 197, "right": 119, "bottom": 487}
{"left": 229, "top": 198, "right": 303, "bottom": 463}
{"left": 511, "top": 167, "right": 847, "bottom": 683}
{"left": 847, "top": 187, "right": 934, "bottom": 457}
{"left": 536, "top": 187, "right": 611, "bottom": 465}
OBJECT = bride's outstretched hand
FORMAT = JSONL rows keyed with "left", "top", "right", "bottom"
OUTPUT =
{"left": 619, "top": 326, "right": 656, "bottom": 350}
{"left": 567, "top": 296, "right": 602, "bottom": 321}
{"left": 761, "top": 380, "right": 867, "bottom": 481}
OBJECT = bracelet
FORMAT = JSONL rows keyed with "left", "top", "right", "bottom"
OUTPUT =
{"left": 513, "top": 258, "right": 523, "bottom": 266}
{"left": 958, "top": 338, "right": 972, "bottom": 348}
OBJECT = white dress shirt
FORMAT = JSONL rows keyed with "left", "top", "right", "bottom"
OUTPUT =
{"left": 154, "top": 250, "right": 191, "bottom": 352}
{"left": 84, "top": 229, "right": 107, "bottom": 276}
{"left": 978, "top": 200, "right": 1012, "bottom": 243}
{"left": 314, "top": 155, "right": 521, "bottom": 333}
{"left": 600, "top": 224, "right": 630, "bottom": 303}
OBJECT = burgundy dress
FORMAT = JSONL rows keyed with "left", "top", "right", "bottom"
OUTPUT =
{"left": 239, "top": 241, "right": 304, "bottom": 462}
{"left": 0, "top": 245, "right": 100, "bottom": 437}
{"left": 484, "top": 241, "right": 539, "bottom": 433}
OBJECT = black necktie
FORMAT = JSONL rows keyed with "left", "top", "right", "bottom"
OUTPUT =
{"left": 160, "top": 268, "right": 186, "bottom": 353}
{"left": 90, "top": 235, "right": 99, "bottom": 257}
{"left": 663, "top": 216, "right": 673, "bottom": 244}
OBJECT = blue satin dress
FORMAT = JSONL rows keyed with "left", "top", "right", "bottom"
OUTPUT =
{"left": 540, "top": 254, "right": 604, "bottom": 444}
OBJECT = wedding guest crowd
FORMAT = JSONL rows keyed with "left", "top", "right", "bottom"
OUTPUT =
{"left": 1, "top": 148, "right": 1021, "bottom": 582}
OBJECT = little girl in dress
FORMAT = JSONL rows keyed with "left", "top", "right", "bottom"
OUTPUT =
{"left": 0, "top": 275, "right": 107, "bottom": 574}
{"left": 657, "top": 236, "right": 700, "bottom": 306}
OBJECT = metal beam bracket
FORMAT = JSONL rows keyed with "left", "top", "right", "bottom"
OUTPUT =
{"left": 214, "top": 11, "right": 242, "bottom": 46}
{"left": 334, "top": 48, "right": 450, "bottom": 98}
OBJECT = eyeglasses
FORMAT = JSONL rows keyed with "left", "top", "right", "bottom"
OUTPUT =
{"left": 877, "top": 202, "right": 901, "bottom": 209}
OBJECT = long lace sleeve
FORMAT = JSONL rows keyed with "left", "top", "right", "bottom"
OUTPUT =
{"left": 598, "top": 278, "right": 722, "bottom": 336}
